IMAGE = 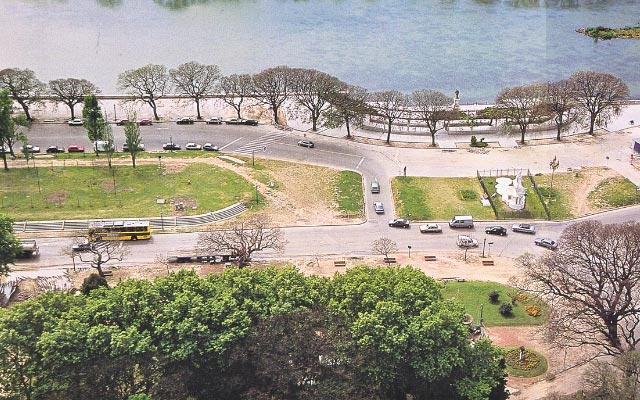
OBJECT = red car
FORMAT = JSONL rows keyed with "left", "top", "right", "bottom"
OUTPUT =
{"left": 138, "top": 119, "right": 153, "bottom": 126}
{"left": 67, "top": 144, "right": 85, "bottom": 153}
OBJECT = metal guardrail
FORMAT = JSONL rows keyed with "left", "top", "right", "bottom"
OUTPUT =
{"left": 13, "top": 203, "right": 247, "bottom": 233}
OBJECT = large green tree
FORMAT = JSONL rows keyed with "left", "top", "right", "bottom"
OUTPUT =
{"left": 0, "top": 215, "right": 21, "bottom": 276}
{"left": 0, "top": 89, "right": 15, "bottom": 170}
{"left": 321, "top": 83, "right": 371, "bottom": 138}
{"left": 253, "top": 65, "right": 293, "bottom": 125}
{"left": 0, "top": 68, "right": 45, "bottom": 121}
{"left": 118, "top": 64, "right": 171, "bottom": 121}
{"left": 123, "top": 113, "right": 143, "bottom": 168}
{"left": 48, "top": 78, "right": 98, "bottom": 120}
{"left": 82, "top": 94, "right": 103, "bottom": 145}
{"left": 169, "top": 61, "right": 220, "bottom": 120}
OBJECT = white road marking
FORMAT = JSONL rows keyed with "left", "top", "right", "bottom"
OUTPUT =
{"left": 356, "top": 157, "right": 365, "bottom": 169}
{"left": 219, "top": 137, "right": 243, "bottom": 151}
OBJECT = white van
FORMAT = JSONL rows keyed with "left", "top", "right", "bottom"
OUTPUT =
{"left": 95, "top": 140, "right": 115, "bottom": 153}
{"left": 449, "top": 215, "right": 474, "bottom": 229}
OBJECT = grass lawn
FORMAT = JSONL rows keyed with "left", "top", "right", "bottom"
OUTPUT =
{"left": 503, "top": 346, "right": 548, "bottom": 378}
{"left": 248, "top": 159, "right": 364, "bottom": 217}
{"left": 335, "top": 171, "right": 364, "bottom": 216}
{"left": 0, "top": 163, "right": 256, "bottom": 220}
{"left": 588, "top": 176, "right": 640, "bottom": 208}
{"left": 392, "top": 177, "right": 495, "bottom": 220}
{"left": 441, "top": 281, "right": 547, "bottom": 327}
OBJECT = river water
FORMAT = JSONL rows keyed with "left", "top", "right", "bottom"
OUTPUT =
{"left": 1, "top": 0, "right": 639, "bottom": 102}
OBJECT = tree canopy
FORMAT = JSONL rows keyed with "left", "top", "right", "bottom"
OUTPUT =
{"left": 0, "top": 68, "right": 45, "bottom": 121}
{"left": 118, "top": 64, "right": 171, "bottom": 121}
{"left": 0, "top": 214, "right": 21, "bottom": 276}
{"left": 0, "top": 266, "right": 507, "bottom": 399}
{"left": 48, "top": 78, "right": 98, "bottom": 119}
{"left": 169, "top": 61, "right": 220, "bottom": 120}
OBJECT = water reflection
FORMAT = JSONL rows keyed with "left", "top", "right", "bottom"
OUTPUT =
{"left": 97, "top": 0, "right": 123, "bottom": 7}
{"left": 152, "top": 0, "right": 238, "bottom": 10}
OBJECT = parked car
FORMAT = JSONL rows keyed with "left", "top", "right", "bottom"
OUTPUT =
{"left": 67, "top": 144, "right": 85, "bottom": 153}
{"left": 116, "top": 119, "right": 131, "bottom": 126}
{"left": 203, "top": 143, "right": 219, "bottom": 151}
{"left": 297, "top": 140, "right": 314, "bottom": 148}
{"left": 122, "top": 143, "right": 145, "bottom": 152}
{"left": 420, "top": 223, "right": 442, "bottom": 233}
{"left": 206, "top": 117, "right": 222, "bottom": 125}
{"left": 242, "top": 119, "right": 259, "bottom": 126}
{"left": 185, "top": 142, "right": 202, "bottom": 150}
{"left": 24, "top": 144, "right": 40, "bottom": 153}
{"left": 485, "top": 226, "right": 507, "bottom": 236}
{"left": 457, "top": 235, "right": 478, "bottom": 248}
{"left": 138, "top": 119, "right": 153, "bottom": 126}
{"left": 512, "top": 223, "right": 536, "bottom": 234}
{"left": 535, "top": 238, "right": 558, "bottom": 250}
{"left": 388, "top": 218, "right": 410, "bottom": 228}
{"left": 162, "top": 142, "right": 181, "bottom": 150}
{"left": 46, "top": 145, "right": 65, "bottom": 154}
{"left": 72, "top": 241, "right": 94, "bottom": 252}
{"left": 176, "top": 117, "right": 194, "bottom": 125}
{"left": 67, "top": 119, "right": 83, "bottom": 126}
{"left": 225, "top": 118, "right": 242, "bottom": 125}
{"left": 373, "top": 201, "right": 384, "bottom": 214}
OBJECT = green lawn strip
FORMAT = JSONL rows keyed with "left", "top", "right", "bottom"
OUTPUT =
{"left": 441, "top": 281, "right": 546, "bottom": 327}
{"left": 392, "top": 177, "right": 494, "bottom": 220}
{"left": 1, "top": 163, "right": 255, "bottom": 220}
{"left": 588, "top": 176, "right": 640, "bottom": 208}
{"left": 335, "top": 171, "right": 364, "bottom": 215}
{"left": 40, "top": 151, "right": 221, "bottom": 162}
{"left": 502, "top": 346, "right": 548, "bottom": 378}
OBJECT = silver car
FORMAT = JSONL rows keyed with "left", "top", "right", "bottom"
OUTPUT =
{"left": 512, "top": 223, "right": 536, "bottom": 234}
{"left": 373, "top": 201, "right": 384, "bottom": 214}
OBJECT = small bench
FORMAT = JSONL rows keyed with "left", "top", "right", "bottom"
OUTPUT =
{"left": 334, "top": 260, "right": 346, "bottom": 267}
{"left": 482, "top": 260, "right": 495, "bottom": 266}
{"left": 101, "top": 270, "right": 113, "bottom": 277}
{"left": 383, "top": 257, "right": 397, "bottom": 264}
{"left": 440, "top": 277, "right": 466, "bottom": 283}
{"left": 424, "top": 255, "right": 437, "bottom": 261}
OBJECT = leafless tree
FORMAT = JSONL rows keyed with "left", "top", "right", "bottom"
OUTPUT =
{"left": 0, "top": 68, "right": 46, "bottom": 121}
{"left": 371, "top": 237, "right": 398, "bottom": 265}
{"left": 198, "top": 216, "right": 287, "bottom": 266}
{"left": 582, "top": 350, "right": 640, "bottom": 397}
{"left": 169, "top": 61, "right": 220, "bottom": 120}
{"left": 569, "top": 71, "right": 629, "bottom": 135}
{"left": 290, "top": 68, "right": 341, "bottom": 131}
{"left": 370, "top": 91, "right": 409, "bottom": 144}
{"left": 496, "top": 83, "right": 545, "bottom": 144}
{"left": 252, "top": 66, "right": 293, "bottom": 125}
{"left": 321, "top": 83, "right": 371, "bottom": 138}
{"left": 411, "top": 89, "right": 453, "bottom": 146}
{"left": 219, "top": 74, "right": 254, "bottom": 119}
{"left": 48, "top": 78, "right": 98, "bottom": 119}
{"left": 544, "top": 80, "right": 576, "bottom": 141}
{"left": 64, "top": 239, "right": 129, "bottom": 277}
{"left": 117, "top": 64, "right": 171, "bottom": 121}
{"left": 516, "top": 221, "right": 640, "bottom": 357}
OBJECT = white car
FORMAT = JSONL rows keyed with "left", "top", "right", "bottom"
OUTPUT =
{"left": 456, "top": 235, "right": 478, "bottom": 248}
{"left": 373, "top": 202, "right": 384, "bottom": 214}
{"left": 185, "top": 142, "right": 202, "bottom": 150}
{"left": 24, "top": 144, "right": 40, "bottom": 153}
{"left": 67, "top": 119, "right": 83, "bottom": 126}
{"left": 203, "top": 143, "right": 219, "bottom": 151}
{"left": 419, "top": 223, "right": 442, "bottom": 233}
{"left": 512, "top": 223, "right": 536, "bottom": 234}
{"left": 205, "top": 117, "right": 222, "bottom": 125}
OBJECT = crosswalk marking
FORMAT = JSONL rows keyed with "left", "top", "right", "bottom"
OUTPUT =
{"left": 234, "top": 131, "right": 289, "bottom": 155}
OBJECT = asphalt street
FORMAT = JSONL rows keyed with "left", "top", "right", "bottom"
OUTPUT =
{"left": 10, "top": 120, "right": 640, "bottom": 276}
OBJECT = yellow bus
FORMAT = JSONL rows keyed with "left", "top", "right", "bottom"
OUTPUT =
{"left": 88, "top": 221, "right": 152, "bottom": 241}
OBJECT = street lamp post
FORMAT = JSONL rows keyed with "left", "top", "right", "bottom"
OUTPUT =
{"left": 252, "top": 150, "right": 255, "bottom": 166}
{"left": 408, "top": 245, "right": 412, "bottom": 258}
{"left": 160, "top": 212, "right": 164, "bottom": 231}
{"left": 480, "top": 303, "right": 484, "bottom": 326}
{"left": 170, "top": 135, "right": 173, "bottom": 153}
{"left": 482, "top": 237, "right": 487, "bottom": 258}
{"left": 255, "top": 184, "right": 259, "bottom": 204}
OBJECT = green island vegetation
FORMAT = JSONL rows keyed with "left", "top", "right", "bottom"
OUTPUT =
{"left": 588, "top": 176, "right": 640, "bottom": 208}
{"left": 0, "top": 266, "right": 508, "bottom": 399}
{"left": 392, "top": 177, "right": 495, "bottom": 220}
{"left": 335, "top": 171, "right": 365, "bottom": 216}
{"left": 502, "top": 346, "right": 548, "bottom": 378}
{"left": 441, "top": 281, "right": 547, "bottom": 327}
{"left": 578, "top": 25, "right": 640, "bottom": 40}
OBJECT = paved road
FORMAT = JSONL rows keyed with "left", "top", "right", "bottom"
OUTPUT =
{"left": 11, "top": 119, "right": 640, "bottom": 276}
